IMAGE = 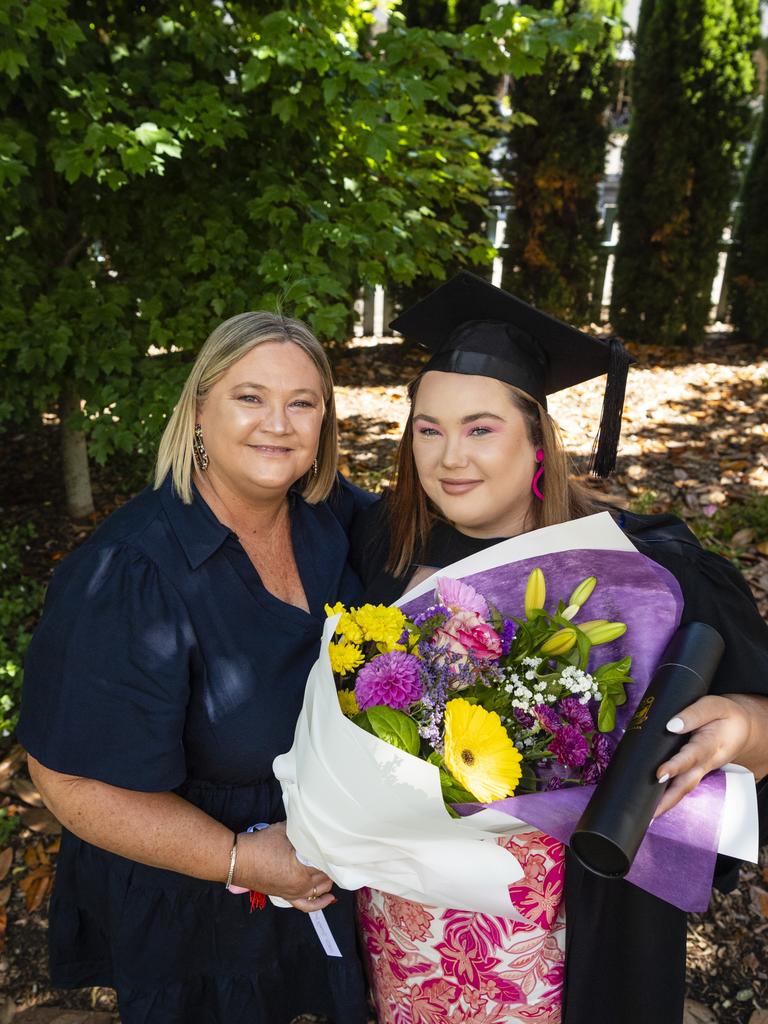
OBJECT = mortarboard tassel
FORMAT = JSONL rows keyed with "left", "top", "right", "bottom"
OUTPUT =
{"left": 589, "top": 336, "right": 632, "bottom": 478}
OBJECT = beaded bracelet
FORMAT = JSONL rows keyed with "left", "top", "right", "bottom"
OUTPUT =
{"left": 225, "top": 832, "right": 238, "bottom": 888}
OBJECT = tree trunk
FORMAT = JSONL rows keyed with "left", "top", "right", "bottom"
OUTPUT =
{"left": 60, "top": 381, "right": 94, "bottom": 519}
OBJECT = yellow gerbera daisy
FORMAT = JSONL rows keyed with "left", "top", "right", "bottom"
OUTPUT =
{"left": 353, "top": 605, "right": 407, "bottom": 648}
{"left": 337, "top": 689, "right": 360, "bottom": 718}
{"left": 443, "top": 698, "right": 522, "bottom": 803}
{"left": 328, "top": 640, "right": 364, "bottom": 676}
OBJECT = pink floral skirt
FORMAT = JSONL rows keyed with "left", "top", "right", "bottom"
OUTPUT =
{"left": 356, "top": 828, "right": 566, "bottom": 1024}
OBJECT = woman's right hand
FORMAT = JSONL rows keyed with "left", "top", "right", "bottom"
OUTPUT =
{"left": 235, "top": 821, "right": 336, "bottom": 913}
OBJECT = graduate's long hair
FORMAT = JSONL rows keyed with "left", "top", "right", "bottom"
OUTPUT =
{"left": 385, "top": 375, "right": 603, "bottom": 577}
{"left": 154, "top": 312, "right": 338, "bottom": 505}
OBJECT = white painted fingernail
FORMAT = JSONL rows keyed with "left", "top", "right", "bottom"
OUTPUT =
{"left": 658, "top": 773, "right": 670, "bottom": 784}
{"left": 666, "top": 717, "right": 685, "bottom": 733}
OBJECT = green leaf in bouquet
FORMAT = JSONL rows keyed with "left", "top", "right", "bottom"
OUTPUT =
{"left": 597, "top": 696, "right": 617, "bottom": 733}
{"left": 594, "top": 657, "right": 633, "bottom": 685}
{"left": 506, "top": 617, "right": 538, "bottom": 659}
{"left": 366, "top": 705, "right": 421, "bottom": 756}
{"left": 596, "top": 678, "right": 629, "bottom": 732}
{"left": 514, "top": 760, "right": 540, "bottom": 795}
{"left": 469, "top": 686, "right": 509, "bottom": 717}
{"left": 489, "top": 604, "right": 504, "bottom": 632}
{"left": 352, "top": 711, "right": 375, "bottom": 734}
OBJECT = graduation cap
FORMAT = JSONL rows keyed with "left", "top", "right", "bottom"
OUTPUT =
{"left": 389, "top": 270, "right": 634, "bottom": 478}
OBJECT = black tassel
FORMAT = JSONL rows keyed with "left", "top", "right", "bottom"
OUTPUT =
{"left": 589, "top": 336, "right": 632, "bottom": 478}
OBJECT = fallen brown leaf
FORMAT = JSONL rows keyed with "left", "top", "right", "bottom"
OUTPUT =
{"left": 21, "top": 871, "right": 52, "bottom": 914}
{"left": 19, "top": 806, "right": 60, "bottom": 834}
{"left": 0, "top": 906, "right": 6, "bottom": 955}
{"left": 0, "top": 884, "right": 9, "bottom": 908}
{"left": 0, "top": 847, "right": 11, "bottom": 882}
{"left": 9, "top": 777, "right": 44, "bottom": 807}
{"left": 750, "top": 885, "right": 768, "bottom": 917}
{"left": 731, "top": 528, "right": 755, "bottom": 548}
{"left": 0, "top": 744, "right": 26, "bottom": 787}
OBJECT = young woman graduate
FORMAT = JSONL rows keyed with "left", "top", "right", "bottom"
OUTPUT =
{"left": 349, "top": 271, "right": 768, "bottom": 1024}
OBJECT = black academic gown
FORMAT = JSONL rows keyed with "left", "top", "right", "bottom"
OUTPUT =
{"left": 349, "top": 500, "right": 768, "bottom": 1024}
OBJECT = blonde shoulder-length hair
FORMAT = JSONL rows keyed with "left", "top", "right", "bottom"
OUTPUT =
{"left": 154, "top": 311, "right": 338, "bottom": 505}
{"left": 385, "top": 377, "right": 603, "bottom": 576}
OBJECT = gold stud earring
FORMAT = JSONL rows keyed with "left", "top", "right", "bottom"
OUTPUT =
{"left": 193, "top": 423, "right": 209, "bottom": 471}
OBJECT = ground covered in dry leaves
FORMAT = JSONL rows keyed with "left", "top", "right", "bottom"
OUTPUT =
{"left": 1, "top": 333, "right": 767, "bottom": 1023}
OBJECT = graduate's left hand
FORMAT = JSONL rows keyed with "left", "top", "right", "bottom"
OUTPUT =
{"left": 654, "top": 693, "right": 768, "bottom": 817}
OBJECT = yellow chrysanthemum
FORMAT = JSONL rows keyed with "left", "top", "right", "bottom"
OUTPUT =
{"left": 353, "top": 605, "right": 407, "bottom": 648}
{"left": 328, "top": 640, "right": 364, "bottom": 676}
{"left": 337, "top": 689, "right": 360, "bottom": 718}
{"left": 337, "top": 611, "right": 364, "bottom": 645}
{"left": 325, "top": 601, "right": 345, "bottom": 620}
{"left": 443, "top": 698, "right": 523, "bottom": 803}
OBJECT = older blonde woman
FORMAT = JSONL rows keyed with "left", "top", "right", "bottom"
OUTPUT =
{"left": 19, "top": 313, "right": 371, "bottom": 1024}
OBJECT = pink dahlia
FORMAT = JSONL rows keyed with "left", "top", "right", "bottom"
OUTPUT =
{"left": 355, "top": 651, "right": 423, "bottom": 711}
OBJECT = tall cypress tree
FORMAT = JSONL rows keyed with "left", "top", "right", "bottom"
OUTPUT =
{"left": 610, "top": 0, "right": 759, "bottom": 345}
{"left": 501, "top": 0, "right": 620, "bottom": 322}
{"left": 729, "top": 99, "right": 768, "bottom": 344}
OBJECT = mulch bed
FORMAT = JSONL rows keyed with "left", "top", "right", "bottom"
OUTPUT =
{"left": 1, "top": 334, "right": 767, "bottom": 1022}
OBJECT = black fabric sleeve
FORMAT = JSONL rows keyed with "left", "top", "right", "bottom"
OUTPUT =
{"left": 347, "top": 496, "right": 391, "bottom": 588}
{"left": 639, "top": 540, "right": 768, "bottom": 701}
{"left": 18, "top": 544, "right": 195, "bottom": 792}
{"left": 326, "top": 472, "right": 377, "bottom": 534}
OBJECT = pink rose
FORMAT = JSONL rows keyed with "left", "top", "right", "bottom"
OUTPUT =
{"left": 435, "top": 611, "right": 502, "bottom": 661}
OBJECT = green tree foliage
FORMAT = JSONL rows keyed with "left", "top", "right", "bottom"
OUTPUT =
{"left": 501, "top": 0, "right": 620, "bottom": 321}
{"left": 729, "top": 99, "right": 768, "bottom": 343}
{"left": 0, "top": 0, "right": 591, "bottom": 511}
{"left": 610, "top": 0, "right": 759, "bottom": 345}
{"left": 0, "top": 525, "right": 45, "bottom": 738}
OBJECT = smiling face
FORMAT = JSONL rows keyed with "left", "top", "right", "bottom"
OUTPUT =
{"left": 196, "top": 340, "right": 325, "bottom": 502}
{"left": 411, "top": 370, "right": 538, "bottom": 538}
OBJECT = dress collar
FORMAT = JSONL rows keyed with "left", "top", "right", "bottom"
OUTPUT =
{"left": 159, "top": 476, "right": 232, "bottom": 570}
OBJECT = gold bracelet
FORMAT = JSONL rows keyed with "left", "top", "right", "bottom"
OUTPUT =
{"left": 225, "top": 832, "right": 238, "bottom": 888}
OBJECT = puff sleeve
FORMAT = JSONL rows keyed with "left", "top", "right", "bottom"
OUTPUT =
{"left": 18, "top": 543, "right": 196, "bottom": 792}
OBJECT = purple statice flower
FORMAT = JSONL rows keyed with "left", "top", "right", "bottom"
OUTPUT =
{"left": 513, "top": 707, "right": 535, "bottom": 729}
{"left": 545, "top": 774, "right": 565, "bottom": 791}
{"left": 415, "top": 637, "right": 454, "bottom": 749}
{"left": 500, "top": 618, "right": 516, "bottom": 656}
{"left": 558, "top": 697, "right": 595, "bottom": 732}
{"left": 548, "top": 725, "right": 590, "bottom": 768}
{"left": 412, "top": 604, "right": 450, "bottom": 628}
{"left": 534, "top": 703, "right": 562, "bottom": 734}
{"left": 355, "top": 651, "right": 423, "bottom": 711}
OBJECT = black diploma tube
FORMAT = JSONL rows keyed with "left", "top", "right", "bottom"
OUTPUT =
{"left": 570, "top": 621, "right": 725, "bottom": 878}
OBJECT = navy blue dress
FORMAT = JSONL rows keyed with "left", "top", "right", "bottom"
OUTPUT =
{"left": 18, "top": 475, "right": 373, "bottom": 1024}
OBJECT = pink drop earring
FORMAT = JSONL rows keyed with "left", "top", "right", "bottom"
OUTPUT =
{"left": 531, "top": 448, "right": 544, "bottom": 501}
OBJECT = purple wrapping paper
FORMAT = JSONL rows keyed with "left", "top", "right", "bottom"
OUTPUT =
{"left": 402, "top": 548, "right": 726, "bottom": 912}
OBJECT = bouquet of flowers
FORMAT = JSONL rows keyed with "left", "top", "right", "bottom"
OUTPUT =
{"left": 326, "top": 567, "right": 633, "bottom": 813}
{"left": 273, "top": 513, "right": 758, "bottom": 918}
